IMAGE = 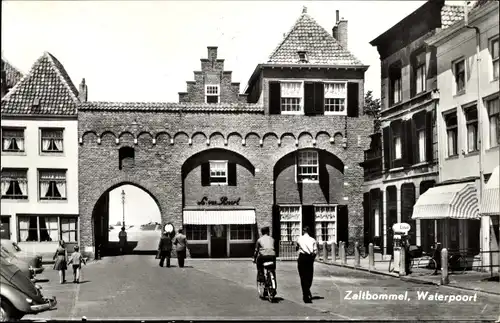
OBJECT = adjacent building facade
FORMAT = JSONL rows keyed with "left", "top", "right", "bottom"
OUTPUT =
{"left": 424, "top": 0, "right": 499, "bottom": 271}
{"left": 1, "top": 53, "right": 82, "bottom": 256}
{"left": 78, "top": 8, "right": 372, "bottom": 259}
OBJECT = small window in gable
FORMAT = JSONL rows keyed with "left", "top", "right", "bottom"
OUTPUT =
{"left": 298, "top": 51, "right": 308, "bottom": 63}
{"left": 119, "top": 147, "right": 135, "bottom": 170}
{"left": 205, "top": 85, "right": 220, "bottom": 104}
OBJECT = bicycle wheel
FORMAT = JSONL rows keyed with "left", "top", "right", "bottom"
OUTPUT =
{"left": 267, "top": 272, "right": 276, "bottom": 303}
{"left": 428, "top": 258, "right": 438, "bottom": 275}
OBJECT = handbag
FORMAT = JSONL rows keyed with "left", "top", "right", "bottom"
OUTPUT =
{"left": 155, "top": 250, "right": 161, "bottom": 259}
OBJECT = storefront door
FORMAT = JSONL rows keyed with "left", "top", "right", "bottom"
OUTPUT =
{"left": 387, "top": 209, "right": 397, "bottom": 255}
{"left": 210, "top": 225, "right": 227, "bottom": 258}
{"left": 0, "top": 216, "right": 10, "bottom": 240}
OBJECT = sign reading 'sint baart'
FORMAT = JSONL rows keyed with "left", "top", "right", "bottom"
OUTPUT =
{"left": 197, "top": 196, "right": 241, "bottom": 206}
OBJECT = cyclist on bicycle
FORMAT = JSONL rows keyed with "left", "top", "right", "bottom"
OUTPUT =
{"left": 253, "top": 226, "right": 276, "bottom": 283}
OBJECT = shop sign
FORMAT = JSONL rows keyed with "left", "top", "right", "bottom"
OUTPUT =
{"left": 392, "top": 223, "right": 411, "bottom": 233}
{"left": 197, "top": 196, "right": 241, "bottom": 206}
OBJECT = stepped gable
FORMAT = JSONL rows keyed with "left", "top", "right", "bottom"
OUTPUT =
{"left": 1, "top": 52, "right": 79, "bottom": 116}
{"left": 267, "top": 7, "right": 364, "bottom": 66}
{"left": 178, "top": 46, "right": 249, "bottom": 104}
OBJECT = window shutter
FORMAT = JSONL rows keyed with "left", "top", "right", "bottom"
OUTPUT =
{"left": 269, "top": 82, "right": 281, "bottom": 115}
{"left": 201, "top": 162, "right": 210, "bottom": 186}
{"left": 347, "top": 82, "right": 359, "bottom": 117}
{"left": 304, "top": 82, "right": 315, "bottom": 115}
{"left": 401, "top": 121, "right": 408, "bottom": 167}
{"left": 405, "top": 120, "right": 414, "bottom": 166}
{"left": 314, "top": 82, "right": 324, "bottom": 114}
{"left": 383, "top": 127, "right": 391, "bottom": 170}
{"left": 337, "top": 205, "right": 349, "bottom": 246}
{"left": 426, "top": 111, "right": 433, "bottom": 162}
{"left": 227, "top": 162, "right": 237, "bottom": 186}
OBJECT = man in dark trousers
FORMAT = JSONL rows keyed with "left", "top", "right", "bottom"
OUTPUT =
{"left": 296, "top": 226, "right": 317, "bottom": 303}
{"left": 158, "top": 231, "right": 173, "bottom": 267}
{"left": 174, "top": 228, "right": 188, "bottom": 268}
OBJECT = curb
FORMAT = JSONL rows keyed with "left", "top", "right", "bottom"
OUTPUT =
{"left": 401, "top": 276, "right": 500, "bottom": 296}
{"left": 317, "top": 260, "right": 399, "bottom": 278}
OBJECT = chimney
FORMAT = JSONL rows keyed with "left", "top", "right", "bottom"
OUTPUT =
{"left": 332, "top": 11, "right": 348, "bottom": 49}
{"left": 207, "top": 46, "right": 218, "bottom": 61}
{"left": 79, "top": 78, "right": 88, "bottom": 102}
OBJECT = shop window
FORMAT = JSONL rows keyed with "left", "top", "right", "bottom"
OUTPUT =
{"left": 464, "top": 105, "right": 478, "bottom": 153}
{"left": 445, "top": 112, "right": 458, "bottom": 157}
{"left": 280, "top": 206, "right": 301, "bottom": 242}
{"left": 1, "top": 168, "right": 28, "bottom": 200}
{"left": 61, "top": 217, "right": 77, "bottom": 242}
{"left": 314, "top": 206, "right": 337, "bottom": 243}
{"left": 1, "top": 127, "right": 25, "bottom": 152}
{"left": 40, "top": 128, "right": 64, "bottom": 153}
{"left": 38, "top": 169, "right": 67, "bottom": 200}
{"left": 185, "top": 225, "right": 208, "bottom": 241}
{"left": 18, "top": 216, "right": 57, "bottom": 242}
{"left": 487, "top": 97, "right": 499, "bottom": 148}
{"left": 296, "top": 150, "right": 318, "bottom": 182}
{"left": 454, "top": 59, "right": 466, "bottom": 95}
{"left": 229, "top": 224, "right": 253, "bottom": 241}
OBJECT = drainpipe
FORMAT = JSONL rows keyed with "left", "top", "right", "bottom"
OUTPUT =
{"left": 465, "top": 3, "right": 489, "bottom": 274}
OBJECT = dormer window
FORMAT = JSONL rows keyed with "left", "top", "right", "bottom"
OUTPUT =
{"left": 205, "top": 84, "right": 220, "bottom": 104}
{"left": 298, "top": 51, "right": 308, "bottom": 63}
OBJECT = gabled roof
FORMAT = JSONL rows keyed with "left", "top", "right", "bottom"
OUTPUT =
{"left": 1, "top": 52, "right": 79, "bottom": 116}
{"left": 1, "top": 58, "right": 24, "bottom": 89}
{"left": 267, "top": 8, "right": 364, "bottom": 66}
{"left": 440, "top": 5, "right": 466, "bottom": 30}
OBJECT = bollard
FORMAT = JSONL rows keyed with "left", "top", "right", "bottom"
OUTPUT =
{"left": 441, "top": 248, "right": 449, "bottom": 285}
{"left": 342, "top": 242, "right": 347, "bottom": 265}
{"left": 339, "top": 242, "right": 345, "bottom": 265}
{"left": 354, "top": 242, "right": 360, "bottom": 267}
{"left": 368, "top": 243, "right": 375, "bottom": 271}
{"left": 332, "top": 242, "right": 337, "bottom": 263}
{"left": 322, "top": 241, "right": 328, "bottom": 262}
{"left": 400, "top": 246, "right": 407, "bottom": 276}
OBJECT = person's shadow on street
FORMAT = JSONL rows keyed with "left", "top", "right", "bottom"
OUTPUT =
{"left": 311, "top": 296, "right": 324, "bottom": 301}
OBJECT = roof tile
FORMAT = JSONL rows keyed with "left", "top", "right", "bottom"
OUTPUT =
{"left": 441, "top": 5, "right": 466, "bottom": 30}
{"left": 1, "top": 58, "right": 24, "bottom": 90}
{"left": 1, "top": 52, "right": 79, "bottom": 116}
{"left": 267, "top": 9, "right": 364, "bottom": 66}
{"left": 80, "top": 102, "right": 264, "bottom": 113}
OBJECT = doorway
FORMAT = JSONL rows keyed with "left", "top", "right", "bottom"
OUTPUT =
{"left": 1, "top": 216, "right": 10, "bottom": 240}
{"left": 387, "top": 209, "right": 398, "bottom": 255}
{"left": 210, "top": 225, "right": 227, "bottom": 258}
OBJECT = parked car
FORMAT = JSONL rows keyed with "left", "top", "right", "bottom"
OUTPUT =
{"left": 0, "top": 239, "right": 44, "bottom": 275}
{"left": 0, "top": 261, "right": 57, "bottom": 321}
{"left": 0, "top": 247, "right": 35, "bottom": 281}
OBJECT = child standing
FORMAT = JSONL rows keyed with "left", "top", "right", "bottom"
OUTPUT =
{"left": 68, "top": 246, "right": 86, "bottom": 284}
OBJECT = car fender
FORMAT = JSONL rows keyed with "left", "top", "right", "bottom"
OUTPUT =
{"left": 0, "top": 282, "right": 32, "bottom": 313}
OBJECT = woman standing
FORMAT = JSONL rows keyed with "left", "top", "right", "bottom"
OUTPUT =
{"left": 53, "top": 240, "right": 68, "bottom": 284}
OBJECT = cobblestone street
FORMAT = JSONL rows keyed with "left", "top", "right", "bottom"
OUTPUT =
{"left": 25, "top": 255, "right": 500, "bottom": 321}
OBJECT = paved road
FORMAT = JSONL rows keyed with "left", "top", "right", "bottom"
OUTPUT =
{"left": 25, "top": 255, "right": 500, "bottom": 321}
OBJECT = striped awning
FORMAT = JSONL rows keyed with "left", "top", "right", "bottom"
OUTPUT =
{"left": 481, "top": 166, "right": 499, "bottom": 215}
{"left": 412, "top": 183, "right": 479, "bottom": 220}
{"left": 183, "top": 209, "right": 256, "bottom": 225}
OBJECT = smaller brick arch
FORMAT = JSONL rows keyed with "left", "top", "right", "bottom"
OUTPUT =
{"left": 334, "top": 132, "right": 344, "bottom": 141}
{"left": 263, "top": 132, "right": 279, "bottom": 146}
{"left": 244, "top": 132, "right": 261, "bottom": 141}
{"left": 155, "top": 131, "right": 171, "bottom": 141}
{"left": 119, "top": 131, "right": 135, "bottom": 140}
{"left": 100, "top": 131, "right": 117, "bottom": 140}
{"left": 173, "top": 131, "right": 190, "bottom": 145}
{"left": 191, "top": 131, "right": 207, "bottom": 140}
{"left": 209, "top": 132, "right": 225, "bottom": 141}
{"left": 137, "top": 131, "right": 153, "bottom": 140}
{"left": 82, "top": 131, "right": 98, "bottom": 144}
{"left": 280, "top": 132, "right": 296, "bottom": 141}
{"left": 315, "top": 131, "right": 331, "bottom": 140}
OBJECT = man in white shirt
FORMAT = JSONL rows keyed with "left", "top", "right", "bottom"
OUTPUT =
{"left": 296, "top": 226, "right": 317, "bottom": 303}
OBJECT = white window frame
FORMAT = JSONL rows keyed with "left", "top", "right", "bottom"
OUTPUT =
{"left": 487, "top": 97, "right": 499, "bottom": 148}
{"left": 1, "top": 127, "right": 25, "bottom": 153}
{"left": 40, "top": 128, "right": 64, "bottom": 153}
{"left": 490, "top": 36, "right": 499, "bottom": 81}
{"left": 17, "top": 215, "right": 78, "bottom": 243}
{"left": 453, "top": 58, "right": 466, "bottom": 95}
{"left": 464, "top": 105, "right": 478, "bottom": 153}
{"left": 280, "top": 80, "right": 304, "bottom": 115}
{"left": 38, "top": 169, "right": 67, "bottom": 200}
{"left": 445, "top": 111, "right": 458, "bottom": 157}
{"left": 229, "top": 224, "right": 254, "bottom": 243}
{"left": 60, "top": 217, "right": 78, "bottom": 242}
{"left": 314, "top": 205, "right": 337, "bottom": 243}
{"left": 1, "top": 168, "right": 28, "bottom": 200}
{"left": 324, "top": 81, "right": 347, "bottom": 116}
{"left": 279, "top": 205, "right": 302, "bottom": 242}
{"left": 185, "top": 224, "right": 209, "bottom": 242}
{"left": 209, "top": 160, "right": 228, "bottom": 186}
{"left": 205, "top": 84, "right": 220, "bottom": 104}
{"left": 296, "top": 150, "right": 319, "bottom": 183}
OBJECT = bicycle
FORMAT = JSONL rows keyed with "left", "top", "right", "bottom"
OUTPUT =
{"left": 448, "top": 253, "right": 468, "bottom": 274}
{"left": 416, "top": 251, "right": 438, "bottom": 275}
{"left": 255, "top": 259, "right": 277, "bottom": 303}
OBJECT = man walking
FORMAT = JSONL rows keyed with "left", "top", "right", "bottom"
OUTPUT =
{"left": 158, "top": 231, "right": 173, "bottom": 267}
{"left": 118, "top": 227, "right": 127, "bottom": 254}
{"left": 174, "top": 228, "right": 188, "bottom": 268}
{"left": 296, "top": 226, "right": 317, "bottom": 303}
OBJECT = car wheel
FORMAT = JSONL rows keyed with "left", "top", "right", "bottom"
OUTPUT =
{"left": 0, "top": 299, "right": 23, "bottom": 322}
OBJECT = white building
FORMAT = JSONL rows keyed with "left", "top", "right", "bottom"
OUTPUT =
{"left": 1, "top": 52, "right": 85, "bottom": 257}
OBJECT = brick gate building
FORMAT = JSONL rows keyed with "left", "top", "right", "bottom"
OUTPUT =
{"left": 78, "top": 8, "right": 372, "bottom": 258}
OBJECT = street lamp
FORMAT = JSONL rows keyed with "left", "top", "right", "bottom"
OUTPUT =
{"left": 121, "top": 189, "right": 126, "bottom": 228}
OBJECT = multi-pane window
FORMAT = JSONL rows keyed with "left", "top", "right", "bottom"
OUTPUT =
{"left": 185, "top": 225, "right": 208, "bottom": 241}
{"left": 40, "top": 128, "right": 63, "bottom": 153}
{"left": 1, "top": 128, "right": 25, "bottom": 152}
{"left": 390, "top": 64, "right": 402, "bottom": 105}
{"left": 1, "top": 168, "right": 28, "bottom": 200}
{"left": 280, "top": 81, "right": 303, "bottom": 113}
{"left": 39, "top": 169, "right": 67, "bottom": 200}
{"left": 297, "top": 150, "right": 319, "bottom": 182}
{"left": 18, "top": 216, "right": 77, "bottom": 242}
{"left": 209, "top": 161, "right": 227, "bottom": 185}
{"left": 415, "top": 52, "right": 426, "bottom": 94}
{"left": 454, "top": 59, "right": 466, "bottom": 94}
{"left": 445, "top": 113, "right": 458, "bottom": 157}
{"left": 324, "top": 82, "right": 347, "bottom": 114}
{"left": 465, "top": 106, "right": 478, "bottom": 153}
{"left": 488, "top": 98, "right": 499, "bottom": 148}
{"left": 280, "top": 206, "right": 301, "bottom": 242}
{"left": 314, "top": 206, "right": 337, "bottom": 243}
{"left": 491, "top": 37, "right": 499, "bottom": 80}
{"left": 205, "top": 85, "right": 219, "bottom": 104}
{"left": 230, "top": 224, "right": 253, "bottom": 240}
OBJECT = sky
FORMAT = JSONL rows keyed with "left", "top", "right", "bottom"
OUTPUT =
{"left": 108, "top": 185, "right": 161, "bottom": 226}
{"left": 1, "top": 1, "right": 466, "bottom": 103}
